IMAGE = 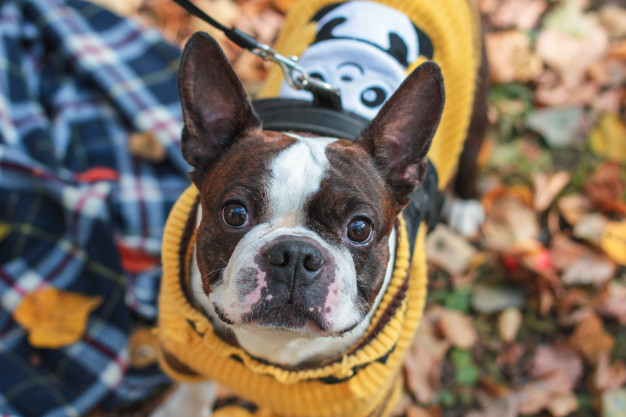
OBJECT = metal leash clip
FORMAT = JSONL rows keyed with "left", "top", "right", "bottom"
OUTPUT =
{"left": 251, "top": 44, "right": 335, "bottom": 93}
{"left": 250, "top": 42, "right": 342, "bottom": 109}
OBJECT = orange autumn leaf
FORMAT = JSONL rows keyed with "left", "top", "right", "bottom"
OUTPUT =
{"left": 14, "top": 287, "right": 102, "bottom": 349}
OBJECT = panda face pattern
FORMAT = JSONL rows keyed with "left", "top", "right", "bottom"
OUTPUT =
{"left": 277, "top": 1, "right": 429, "bottom": 120}
{"left": 279, "top": 39, "right": 407, "bottom": 119}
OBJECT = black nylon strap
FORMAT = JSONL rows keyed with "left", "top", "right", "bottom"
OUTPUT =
{"left": 252, "top": 98, "right": 368, "bottom": 140}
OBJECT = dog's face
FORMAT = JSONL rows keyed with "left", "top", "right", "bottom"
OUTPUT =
{"left": 178, "top": 33, "right": 443, "bottom": 338}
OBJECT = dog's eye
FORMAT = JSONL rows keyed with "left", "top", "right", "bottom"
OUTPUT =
{"left": 360, "top": 86, "right": 387, "bottom": 108}
{"left": 222, "top": 203, "right": 248, "bottom": 228}
{"left": 346, "top": 219, "right": 372, "bottom": 243}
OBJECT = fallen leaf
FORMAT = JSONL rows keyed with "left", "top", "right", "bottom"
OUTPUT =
{"left": 531, "top": 344, "right": 583, "bottom": 390}
{"left": 597, "top": 4, "right": 626, "bottom": 39}
{"left": 514, "top": 372, "right": 575, "bottom": 415}
{"left": 14, "top": 287, "right": 102, "bottom": 348}
{"left": 602, "top": 388, "right": 626, "bottom": 417}
{"left": 426, "top": 225, "right": 478, "bottom": 276}
{"left": 471, "top": 284, "right": 526, "bottom": 314}
{"left": 594, "top": 351, "right": 626, "bottom": 392}
{"left": 550, "top": 233, "right": 587, "bottom": 271}
{"left": 596, "top": 283, "right": 626, "bottom": 325}
{"left": 532, "top": 172, "right": 571, "bottom": 211}
{"left": 546, "top": 392, "right": 579, "bottom": 417}
{"left": 526, "top": 107, "right": 584, "bottom": 148}
{"left": 437, "top": 309, "right": 478, "bottom": 349}
{"left": 485, "top": 30, "right": 543, "bottom": 84}
{"left": 487, "top": 0, "right": 547, "bottom": 29}
{"left": 590, "top": 113, "right": 626, "bottom": 162}
{"left": 465, "top": 391, "right": 517, "bottom": 417}
{"left": 601, "top": 220, "right": 626, "bottom": 266}
{"left": 539, "top": 0, "right": 609, "bottom": 82}
{"left": 584, "top": 162, "right": 626, "bottom": 214}
{"left": 498, "top": 308, "right": 523, "bottom": 343}
{"left": 558, "top": 193, "right": 593, "bottom": 226}
{"left": 573, "top": 213, "right": 609, "bottom": 244}
{"left": 482, "top": 189, "right": 540, "bottom": 251}
{"left": 561, "top": 248, "right": 616, "bottom": 287}
{"left": 569, "top": 314, "right": 615, "bottom": 363}
{"left": 128, "top": 132, "right": 166, "bottom": 163}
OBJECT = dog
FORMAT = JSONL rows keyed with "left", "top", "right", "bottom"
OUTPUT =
{"left": 154, "top": 1, "right": 487, "bottom": 416}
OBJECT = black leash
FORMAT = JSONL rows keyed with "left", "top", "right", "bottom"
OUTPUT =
{"left": 172, "top": 0, "right": 342, "bottom": 109}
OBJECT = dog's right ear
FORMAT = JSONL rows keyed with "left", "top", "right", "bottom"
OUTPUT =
{"left": 178, "top": 32, "right": 260, "bottom": 169}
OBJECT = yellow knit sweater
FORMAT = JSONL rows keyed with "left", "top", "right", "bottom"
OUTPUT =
{"left": 259, "top": 0, "right": 482, "bottom": 189}
{"left": 158, "top": 185, "right": 429, "bottom": 417}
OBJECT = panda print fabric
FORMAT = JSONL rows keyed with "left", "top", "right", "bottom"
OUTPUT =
{"left": 278, "top": 1, "right": 432, "bottom": 120}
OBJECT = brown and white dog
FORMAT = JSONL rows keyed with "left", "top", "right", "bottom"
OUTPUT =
{"left": 152, "top": 30, "right": 444, "bottom": 415}
{"left": 153, "top": 0, "right": 488, "bottom": 413}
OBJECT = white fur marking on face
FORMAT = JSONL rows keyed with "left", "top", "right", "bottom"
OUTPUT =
{"left": 267, "top": 134, "right": 337, "bottom": 226}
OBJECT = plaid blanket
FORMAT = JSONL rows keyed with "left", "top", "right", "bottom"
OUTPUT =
{"left": 0, "top": 0, "right": 190, "bottom": 415}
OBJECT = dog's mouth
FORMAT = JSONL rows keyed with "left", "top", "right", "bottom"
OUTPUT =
{"left": 212, "top": 301, "right": 359, "bottom": 336}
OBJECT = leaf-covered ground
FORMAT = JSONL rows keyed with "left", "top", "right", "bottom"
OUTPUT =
{"left": 98, "top": 0, "right": 626, "bottom": 416}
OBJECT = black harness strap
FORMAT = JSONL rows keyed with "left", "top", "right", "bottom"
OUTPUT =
{"left": 253, "top": 98, "right": 368, "bottom": 139}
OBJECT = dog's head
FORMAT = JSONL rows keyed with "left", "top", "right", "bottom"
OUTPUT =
{"left": 178, "top": 32, "right": 443, "bottom": 338}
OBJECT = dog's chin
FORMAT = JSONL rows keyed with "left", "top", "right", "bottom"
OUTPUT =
{"left": 212, "top": 302, "right": 361, "bottom": 337}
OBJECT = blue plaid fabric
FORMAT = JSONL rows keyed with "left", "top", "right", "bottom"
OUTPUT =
{"left": 0, "top": 0, "right": 190, "bottom": 415}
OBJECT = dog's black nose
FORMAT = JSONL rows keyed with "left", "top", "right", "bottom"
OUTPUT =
{"left": 267, "top": 240, "right": 324, "bottom": 273}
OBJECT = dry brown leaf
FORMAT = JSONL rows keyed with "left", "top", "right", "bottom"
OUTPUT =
{"left": 437, "top": 309, "right": 478, "bottom": 349}
{"left": 584, "top": 162, "right": 626, "bottom": 213}
{"left": 533, "top": 172, "right": 571, "bottom": 212}
{"left": 558, "top": 193, "right": 593, "bottom": 226}
{"left": 569, "top": 314, "right": 615, "bottom": 363}
{"left": 561, "top": 248, "right": 616, "bottom": 287}
{"left": 404, "top": 316, "right": 450, "bottom": 403}
{"left": 426, "top": 225, "right": 478, "bottom": 276}
{"left": 594, "top": 351, "right": 626, "bottom": 392}
{"left": 487, "top": 0, "right": 547, "bottom": 29}
{"left": 485, "top": 30, "right": 543, "bottom": 84}
{"left": 498, "top": 308, "right": 523, "bottom": 343}
{"left": 596, "top": 283, "right": 626, "bottom": 325}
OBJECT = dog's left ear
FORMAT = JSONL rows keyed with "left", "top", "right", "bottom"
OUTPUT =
{"left": 178, "top": 32, "right": 260, "bottom": 169}
{"left": 357, "top": 61, "right": 444, "bottom": 208}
